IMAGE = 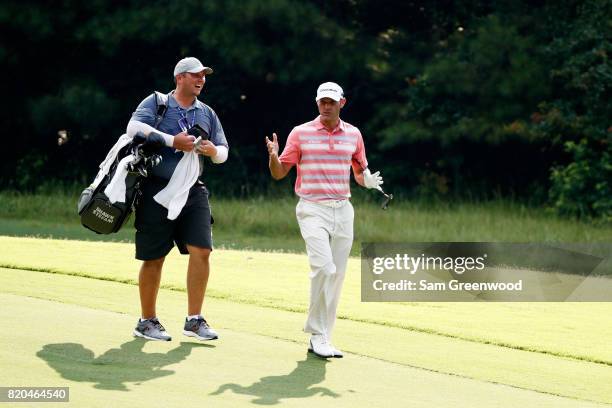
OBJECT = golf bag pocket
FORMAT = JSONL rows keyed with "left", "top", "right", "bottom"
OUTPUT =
{"left": 78, "top": 174, "right": 141, "bottom": 234}
{"left": 79, "top": 193, "right": 129, "bottom": 234}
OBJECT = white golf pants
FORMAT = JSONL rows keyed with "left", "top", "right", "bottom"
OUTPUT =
{"left": 296, "top": 198, "right": 354, "bottom": 340}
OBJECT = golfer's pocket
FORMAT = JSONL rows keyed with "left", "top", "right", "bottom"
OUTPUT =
{"left": 296, "top": 201, "right": 304, "bottom": 218}
{"left": 296, "top": 200, "right": 313, "bottom": 219}
{"left": 346, "top": 201, "right": 354, "bottom": 220}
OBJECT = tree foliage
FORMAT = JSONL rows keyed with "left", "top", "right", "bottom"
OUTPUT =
{"left": 0, "top": 0, "right": 609, "bottom": 219}
{"left": 541, "top": 0, "right": 612, "bottom": 220}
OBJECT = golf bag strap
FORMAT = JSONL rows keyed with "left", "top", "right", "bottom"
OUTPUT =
{"left": 153, "top": 91, "right": 172, "bottom": 129}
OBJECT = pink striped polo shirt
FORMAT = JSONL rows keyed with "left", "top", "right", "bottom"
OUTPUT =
{"left": 279, "top": 116, "right": 368, "bottom": 201}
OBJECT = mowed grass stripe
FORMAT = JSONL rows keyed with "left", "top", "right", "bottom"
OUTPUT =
{"left": 1, "top": 236, "right": 611, "bottom": 366}
{"left": 4, "top": 262, "right": 612, "bottom": 369}
{"left": 1, "top": 269, "right": 611, "bottom": 405}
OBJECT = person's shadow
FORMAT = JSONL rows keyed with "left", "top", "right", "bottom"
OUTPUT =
{"left": 36, "top": 339, "right": 212, "bottom": 391}
{"left": 210, "top": 353, "right": 340, "bottom": 405}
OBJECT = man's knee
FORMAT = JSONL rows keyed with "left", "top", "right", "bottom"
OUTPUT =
{"left": 142, "top": 257, "right": 165, "bottom": 271}
{"left": 187, "top": 245, "right": 211, "bottom": 262}
{"left": 309, "top": 260, "right": 336, "bottom": 278}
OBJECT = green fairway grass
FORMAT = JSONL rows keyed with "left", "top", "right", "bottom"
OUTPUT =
{"left": 0, "top": 270, "right": 609, "bottom": 407}
{"left": 1, "top": 236, "right": 611, "bottom": 365}
{"left": 1, "top": 236, "right": 611, "bottom": 406}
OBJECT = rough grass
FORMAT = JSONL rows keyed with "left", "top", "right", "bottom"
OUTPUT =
{"left": 1, "top": 191, "right": 611, "bottom": 256}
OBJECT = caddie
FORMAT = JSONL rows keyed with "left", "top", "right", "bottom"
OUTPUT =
{"left": 126, "top": 56, "right": 228, "bottom": 342}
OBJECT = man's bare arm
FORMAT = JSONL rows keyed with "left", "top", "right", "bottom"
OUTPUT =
{"left": 353, "top": 165, "right": 366, "bottom": 187}
{"left": 266, "top": 132, "right": 292, "bottom": 180}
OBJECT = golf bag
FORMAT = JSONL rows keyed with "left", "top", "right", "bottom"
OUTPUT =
{"left": 78, "top": 132, "right": 165, "bottom": 234}
{"left": 78, "top": 91, "right": 171, "bottom": 234}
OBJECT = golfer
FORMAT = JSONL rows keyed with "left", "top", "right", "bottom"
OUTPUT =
{"left": 265, "top": 82, "right": 384, "bottom": 358}
{"left": 126, "top": 57, "right": 228, "bottom": 341}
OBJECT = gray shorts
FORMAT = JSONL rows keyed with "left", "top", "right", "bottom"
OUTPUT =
{"left": 134, "top": 178, "right": 213, "bottom": 261}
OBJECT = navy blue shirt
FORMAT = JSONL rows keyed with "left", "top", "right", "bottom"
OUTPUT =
{"left": 131, "top": 92, "right": 229, "bottom": 180}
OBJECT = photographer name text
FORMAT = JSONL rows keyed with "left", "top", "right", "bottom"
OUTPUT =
{"left": 372, "top": 279, "right": 523, "bottom": 292}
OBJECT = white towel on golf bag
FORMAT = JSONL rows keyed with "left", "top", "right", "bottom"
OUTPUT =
{"left": 104, "top": 154, "right": 135, "bottom": 203}
{"left": 91, "top": 134, "right": 133, "bottom": 190}
{"left": 153, "top": 150, "right": 199, "bottom": 220}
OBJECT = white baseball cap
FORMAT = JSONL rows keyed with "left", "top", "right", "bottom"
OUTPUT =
{"left": 173, "top": 57, "right": 213, "bottom": 77}
{"left": 315, "top": 82, "right": 344, "bottom": 102}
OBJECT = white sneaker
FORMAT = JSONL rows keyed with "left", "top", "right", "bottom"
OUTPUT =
{"left": 308, "top": 334, "right": 334, "bottom": 358}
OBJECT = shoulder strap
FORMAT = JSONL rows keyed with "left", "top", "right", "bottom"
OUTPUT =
{"left": 153, "top": 91, "right": 172, "bottom": 129}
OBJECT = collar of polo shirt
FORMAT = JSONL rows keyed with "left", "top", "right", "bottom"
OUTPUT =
{"left": 315, "top": 116, "right": 346, "bottom": 132}
{"left": 169, "top": 92, "right": 201, "bottom": 110}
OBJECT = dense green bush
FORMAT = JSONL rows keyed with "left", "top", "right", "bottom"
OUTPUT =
{"left": 541, "top": 0, "right": 612, "bottom": 220}
{"left": 550, "top": 140, "right": 611, "bottom": 221}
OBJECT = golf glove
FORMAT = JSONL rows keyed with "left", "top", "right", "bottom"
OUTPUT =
{"left": 363, "top": 168, "right": 383, "bottom": 191}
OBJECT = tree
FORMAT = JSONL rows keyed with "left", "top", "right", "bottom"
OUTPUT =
{"left": 542, "top": 0, "right": 612, "bottom": 220}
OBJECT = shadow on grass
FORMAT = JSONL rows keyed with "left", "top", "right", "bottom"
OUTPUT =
{"left": 210, "top": 352, "right": 340, "bottom": 404}
{"left": 36, "top": 339, "right": 211, "bottom": 391}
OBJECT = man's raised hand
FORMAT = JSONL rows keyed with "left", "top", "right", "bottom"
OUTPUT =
{"left": 363, "top": 168, "right": 384, "bottom": 191}
{"left": 265, "top": 133, "right": 279, "bottom": 157}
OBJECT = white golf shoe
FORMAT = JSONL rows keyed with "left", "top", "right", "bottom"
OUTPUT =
{"left": 308, "top": 334, "right": 334, "bottom": 358}
{"left": 330, "top": 345, "right": 343, "bottom": 358}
